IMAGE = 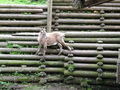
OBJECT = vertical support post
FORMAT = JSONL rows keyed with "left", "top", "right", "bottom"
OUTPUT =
{"left": 117, "top": 49, "right": 120, "bottom": 84}
{"left": 47, "top": 0, "right": 53, "bottom": 32}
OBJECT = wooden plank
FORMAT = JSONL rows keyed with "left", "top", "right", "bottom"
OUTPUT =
{"left": 117, "top": 49, "right": 120, "bottom": 84}
{"left": 47, "top": 0, "right": 53, "bottom": 32}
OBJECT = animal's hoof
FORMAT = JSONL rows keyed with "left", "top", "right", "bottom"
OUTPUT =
{"left": 68, "top": 54, "right": 73, "bottom": 57}
{"left": 38, "top": 52, "right": 42, "bottom": 55}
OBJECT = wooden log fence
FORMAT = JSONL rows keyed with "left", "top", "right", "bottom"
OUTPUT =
{"left": 0, "top": 0, "right": 120, "bottom": 85}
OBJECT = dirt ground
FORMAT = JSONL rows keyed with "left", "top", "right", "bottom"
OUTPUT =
{"left": 0, "top": 83, "right": 120, "bottom": 90}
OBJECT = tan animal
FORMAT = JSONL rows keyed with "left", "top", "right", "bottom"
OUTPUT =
{"left": 35, "top": 28, "right": 71, "bottom": 58}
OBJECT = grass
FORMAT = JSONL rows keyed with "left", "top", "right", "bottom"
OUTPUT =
{"left": 0, "top": 0, "right": 46, "bottom": 5}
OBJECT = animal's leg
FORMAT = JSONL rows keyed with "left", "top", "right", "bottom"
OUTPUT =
{"left": 57, "top": 43, "right": 63, "bottom": 55}
{"left": 58, "top": 37, "right": 72, "bottom": 54}
{"left": 35, "top": 43, "right": 42, "bottom": 55}
{"left": 43, "top": 42, "right": 47, "bottom": 58}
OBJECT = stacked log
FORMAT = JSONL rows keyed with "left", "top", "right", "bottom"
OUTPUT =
{"left": 0, "top": 0, "right": 119, "bottom": 85}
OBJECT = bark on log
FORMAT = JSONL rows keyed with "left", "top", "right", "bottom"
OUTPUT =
{"left": 0, "top": 75, "right": 115, "bottom": 85}
{"left": 100, "top": 3, "right": 120, "bottom": 7}
{"left": 65, "top": 57, "right": 117, "bottom": 64}
{"left": 0, "top": 8, "right": 43, "bottom": 13}
{"left": 0, "top": 14, "right": 47, "bottom": 19}
{"left": 55, "top": 19, "right": 120, "bottom": 25}
{"left": 64, "top": 70, "right": 116, "bottom": 79}
{"left": 56, "top": 13, "right": 120, "bottom": 18}
{"left": 65, "top": 32, "right": 120, "bottom": 38}
{"left": 57, "top": 25, "right": 120, "bottom": 30}
{"left": 5, "top": 41, "right": 120, "bottom": 49}
{"left": 0, "top": 48, "right": 118, "bottom": 57}
{"left": 0, "top": 75, "right": 63, "bottom": 82}
{"left": 0, "top": 54, "right": 65, "bottom": 60}
{"left": 0, "top": 20, "right": 47, "bottom": 26}
{"left": 0, "top": 67, "right": 64, "bottom": 73}
{"left": 64, "top": 63, "right": 116, "bottom": 70}
{"left": 0, "top": 4, "right": 47, "bottom": 9}
{"left": 53, "top": 6, "right": 120, "bottom": 11}
{"left": 65, "top": 38, "right": 120, "bottom": 43}
{"left": 1, "top": 35, "right": 120, "bottom": 43}
{"left": 0, "top": 60, "right": 63, "bottom": 66}
{"left": 0, "top": 27, "right": 42, "bottom": 32}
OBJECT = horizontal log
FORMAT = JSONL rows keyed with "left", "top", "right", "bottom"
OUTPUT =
{"left": 53, "top": 6, "right": 120, "bottom": 11}
{"left": 65, "top": 57, "right": 117, "bottom": 64}
{"left": 64, "top": 70, "right": 116, "bottom": 79}
{"left": 0, "top": 60, "right": 63, "bottom": 66}
{"left": 0, "top": 35, "right": 120, "bottom": 43}
{"left": 65, "top": 38, "right": 120, "bottom": 43}
{"left": 69, "top": 43, "right": 120, "bottom": 49}
{"left": 0, "top": 56, "right": 117, "bottom": 64}
{"left": 55, "top": 19, "right": 120, "bottom": 24}
{"left": 0, "top": 35, "right": 36, "bottom": 41}
{"left": 65, "top": 32, "right": 120, "bottom": 38}
{"left": 0, "top": 75, "right": 115, "bottom": 85}
{"left": 58, "top": 25, "right": 120, "bottom": 30}
{"left": 0, "top": 67, "right": 64, "bottom": 73}
{"left": 0, "top": 54, "right": 65, "bottom": 60}
{"left": 0, "top": 4, "right": 47, "bottom": 9}
{"left": 56, "top": 13, "right": 120, "bottom": 18}
{"left": 12, "top": 31, "right": 120, "bottom": 36}
{"left": 0, "top": 20, "right": 47, "bottom": 26}
{"left": 64, "top": 63, "right": 116, "bottom": 70}
{"left": 0, "top": 48, "right": 118, "bottom": 57}
{"left": 100, "top": 3, "right": 120, "bottom": 7}
{"left": 0, "top": 75, "right": 63, "bottom": 82}
{"left": 4, "top": 41, "right": 120, "bottom": 49}
{"left": 0, "top": 27, "right": 43, "bottom": 32}
{"left": 0, "top": 8, "right": 43, "bottom": 13}
{"left": 0, "top": 14, "right": 47, "bottom": 19}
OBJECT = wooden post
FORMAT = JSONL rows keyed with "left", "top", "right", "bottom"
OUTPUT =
{"left": 116, "top": 49, "right": 120, "bottom": 84}
{"left": 47, "top": 0, "right": 53, "bottom": 32}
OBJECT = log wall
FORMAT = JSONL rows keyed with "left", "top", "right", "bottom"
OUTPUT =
{"left": 0, "top": 0, "right": 120, "bottom": 85}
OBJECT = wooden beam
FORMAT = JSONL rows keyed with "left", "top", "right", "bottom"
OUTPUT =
{"left": 47, "top": 0, "right": 53, "bottom": 32}
{"left": 116, "top": 49, "right": 120, "bottom": 84}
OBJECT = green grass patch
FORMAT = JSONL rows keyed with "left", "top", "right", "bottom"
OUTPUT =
{"left": 0, "top": 0, "right": 46, "bottom": 5}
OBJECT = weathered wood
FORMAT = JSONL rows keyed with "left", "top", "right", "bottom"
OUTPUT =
{"left": 0, "top": 8, "right": 43, "bottom": 13}
{"left": 65, "top": 57, "right": 117, "bottom": 64}
{"left": 100, "top": 3, "right": 120, "bottom": 7}
{"left": 56, "top": 13, "right": 120, "bottom": 18}
{"left": 53, "top": 6, "right": 120, "bottom": 11}
{"left": 58, "top": 25, "right": 120, "bottom": 30}
{"left": 11, "top": 32, "right": 120, "bottom": 37}
{"left": 0, "top": 54, "right": 65, "bottom": 60}
{"left": 0, "top": 27, "right": 42, "bottom": 32}
{"left": 0, "top": 48, "right": 118, "bottom": 57}
{"left": 84, "top": 0, "right": 113, "bottom": 7}
{"left": 47, "top": 0, "right": 53, "bottom": 32}
{"left": 64, "top": 63, "right": 116, "bottom": 70}
{"left": 116, "top": 49, "right": 120, "bottom": 84}
{"left": 0, "top": 4, "right": 47, "bottom": 9}
{"left": 0, "top": 75, "right": 63, "bottom": 82}
{"left": 0, "top": 35, "right": 120, "bottom": 43}
{"left": 64, "top": 70, "right": 116, "bottom": 78}
{"left": 0, "top": 20, "right": 47, "bottom": 26}
{"left": 0, "top": 60, "right": 63, "bottom": 66}
{"left": 0, "top": 14, "right": 47, "bottom": 19}
{"left": 65, "top": 32, "right": 120, "bottom": 38}
{"left": 55, "top": 19, "right": 120, "bottom": 25}
{"left": 0, "top": 67, "right": 64, "bottom": 73}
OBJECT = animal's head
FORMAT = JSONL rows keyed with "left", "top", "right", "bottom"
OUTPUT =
{"left": 39, "top": 27, "right": 46, "bottom": 35}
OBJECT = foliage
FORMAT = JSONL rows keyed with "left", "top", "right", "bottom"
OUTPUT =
{"left": 0, "top": 0, "right": 46, "bottom": 5}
